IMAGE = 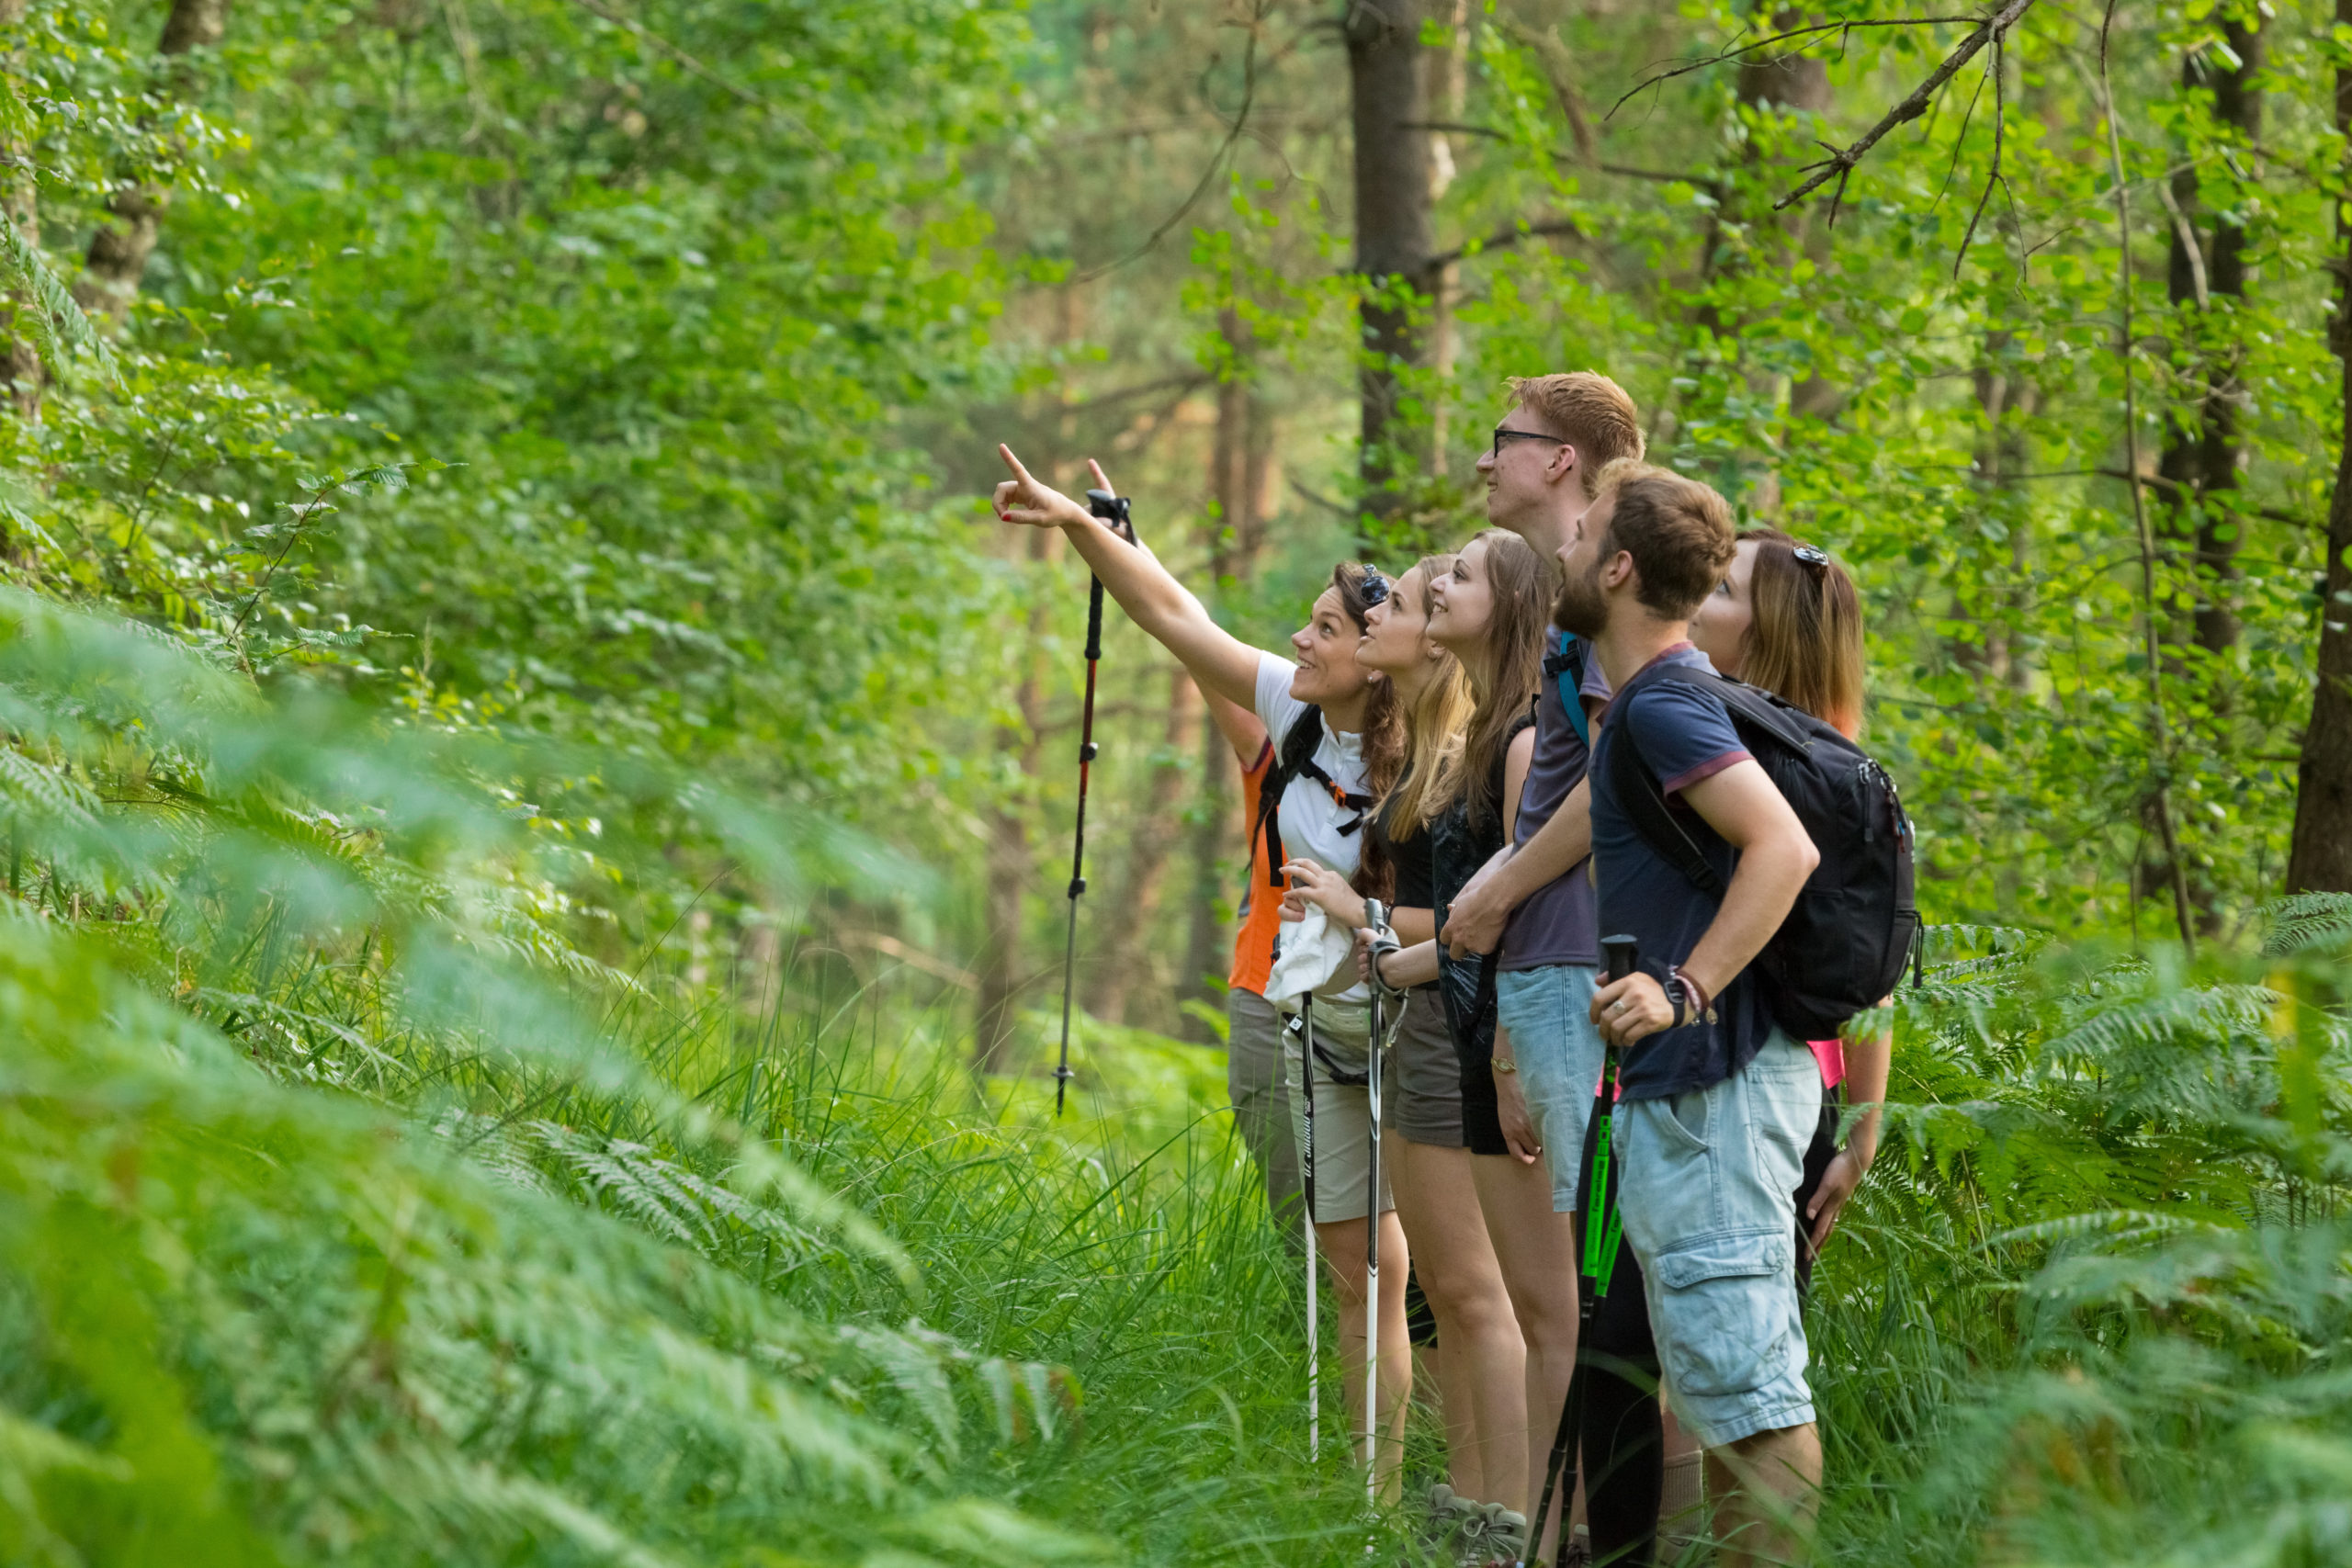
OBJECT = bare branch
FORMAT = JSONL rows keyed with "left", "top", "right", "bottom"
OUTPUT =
{"left": 1952, "top": 35, "right": 2007, "bottom": 279}
{"left": 2154, "top": 175, "right": 2211, "bottom": 308}
{"left": 1773, "top": 0, "right": 2039, "bottom": 214}
{"left": 1610, "top": 15, "right": 1984, "bottom": 121}
{"left": 1421, "top": 217, "right": 1586, "bottom": 274}
{"left": 1072, "top": 1, "right": 1267, "bottom": 285}
{"left": 1401, "top": 121, "right": 1722, "bottom": 190}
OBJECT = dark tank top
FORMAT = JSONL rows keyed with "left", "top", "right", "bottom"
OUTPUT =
{"left": 1433, "top": 713, "right": 1537, "bottom": 1054}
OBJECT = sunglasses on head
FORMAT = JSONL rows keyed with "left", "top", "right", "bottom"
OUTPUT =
{"left": 1359, "top": 566, "right": 1390, "bottom": 608}
{"left": 1792, "top": 545, "right": 1830, "bottom": 580}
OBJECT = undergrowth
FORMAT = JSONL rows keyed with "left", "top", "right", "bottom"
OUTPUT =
{"left": 0, "top": 589, "right": 2347, "bottom": 1566}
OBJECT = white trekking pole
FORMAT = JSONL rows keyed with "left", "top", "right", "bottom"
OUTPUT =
{"left": 1300, "top": 998, "right": 1319, "bottom": 1460}
{"left": 1362, "top": 900, "right": 1397, "bottom": 1495}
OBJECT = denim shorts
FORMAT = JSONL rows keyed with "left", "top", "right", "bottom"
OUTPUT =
{"left": 1617, "top": 1031, "right": 1819, "bottom": 1450}
{"left": 1494, "top": 964, "right": 1603, "bottom": 1212}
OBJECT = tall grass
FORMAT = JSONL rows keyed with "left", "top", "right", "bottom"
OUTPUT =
{"left": 0, "top": 587, "right": 2346, "bottom": 1565}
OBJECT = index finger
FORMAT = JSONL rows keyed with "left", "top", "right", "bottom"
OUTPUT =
{"left": 1087, "top": 457, "right": 1114, "bottom": 494}
{"left": 998, "top": 443, "right": 1039, "bottom": 488}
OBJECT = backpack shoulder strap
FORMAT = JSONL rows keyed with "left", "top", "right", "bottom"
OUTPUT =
{"left": 1640, "top": 663, "right": 1816, "bottom": 755}
{"left": 1543, "top": 631, "right": 1592, "bottom": 750}
{"left": 1606, "top": 664, "right": 1728, "bottom": 898}
{"left": 1255, "top": 705, "right": 1375, "bottom": 886}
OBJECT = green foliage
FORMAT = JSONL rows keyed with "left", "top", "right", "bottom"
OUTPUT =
{"left": 0, "top": 2, "right": 2346, "bottom": 1563}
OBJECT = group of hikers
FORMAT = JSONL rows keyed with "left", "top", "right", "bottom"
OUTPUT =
{"left": 991, "top": 368, "right": 1908, "bottom": 1568}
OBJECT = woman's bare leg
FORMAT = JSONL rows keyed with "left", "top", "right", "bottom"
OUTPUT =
{"left": 1472, "top": 1152, "right": 1582, "bottom": 1522}
{"left": 1387, "top": 1134, "right": 1525, "bottom": 1506}
{"left": 1316, "top": 1212, "right": 1412, "bottom": 1500}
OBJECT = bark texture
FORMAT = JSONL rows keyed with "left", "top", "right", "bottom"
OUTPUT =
{"left": 2159, "top": 19, "right": 2262, "bottom": 659}
{"left": 1346, "top": 0, "right": 1437, "bottom": 513}
{"left": 2288, "top": 2, "right": 2352, "bottom": 893}
{"left": 1179, "top": 314, "right": 1274, "bottom": 1040}
{"left": 76, "top": 0, "right": 231, "bottom": 320}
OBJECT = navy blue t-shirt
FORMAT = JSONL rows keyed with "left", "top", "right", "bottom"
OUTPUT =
{"left": 1589, "top": 643, "right": 1776, "bottom": 1100}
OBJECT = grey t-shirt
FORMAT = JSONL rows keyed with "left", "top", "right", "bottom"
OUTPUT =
{"left": 1498, "top": 634, "right": 1612, "bottom": 972}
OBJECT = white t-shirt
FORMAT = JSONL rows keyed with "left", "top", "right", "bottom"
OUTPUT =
{"left": 1256, "top": 653, "right": 1375, "bottom": 1005}
{"left": 1255, "top": 651, "right": 1372, "bottom": 880}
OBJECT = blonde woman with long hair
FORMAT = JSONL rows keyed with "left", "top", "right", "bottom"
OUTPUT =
{"left": 1284, "top": 557, "right": 1526, "bottom": 1553}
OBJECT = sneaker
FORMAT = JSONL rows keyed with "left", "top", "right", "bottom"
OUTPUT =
{"left": 1465, "top": 1503, "right": 1526, "bottom": 1567}
{"left": 1422, "top": 1483, "right": 1485, "bottom": 1556}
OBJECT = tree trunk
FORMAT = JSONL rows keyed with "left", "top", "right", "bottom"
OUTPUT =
{"left": 974, "top": 527, "right": 1052, "bottom": 1074}
{"left": 1180, "top": 314, "right": 1274, "bottom": 1039}
{"left": 1346, "top": 0, "right": 1437, "bottom": 514}
{"left": 2288, "top": 5, "right": 2352, "bottom": 894}
{"left": 0, "top": 0, "right": 41, "bottom": 425}
{"left": 1426, "top": 0, "right": 1467, "bottom": 477}
{"left": 1960, "top": 346, "right": 2035, "bottom": 686}
{"left": 2157, "top": 19, "right": 2262, "bottom": 659}
{"left": 1086, "top": 664, "right": 1202, "bottom": 1024}
{"left": 76, "top": 0, "right": 231, "bottom": 320}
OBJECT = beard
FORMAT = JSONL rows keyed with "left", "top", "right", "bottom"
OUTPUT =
{"left": 1552, "top": 558, "right": 1606, "bottom": 637}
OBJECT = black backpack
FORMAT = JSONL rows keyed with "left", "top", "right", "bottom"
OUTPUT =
{"left": 1252, "top": 706, "right": 1374, "bottom": 887}
{"left": 1607, "top": 663, "right": 1918, "bottom": 1039}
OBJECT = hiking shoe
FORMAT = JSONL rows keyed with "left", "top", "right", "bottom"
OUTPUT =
{"left": 1421, "top": 1483, "right": 1485, "bottom": 1555}
{"left": 1466, "top": 1503, "right": 1526, "bottom": 1567}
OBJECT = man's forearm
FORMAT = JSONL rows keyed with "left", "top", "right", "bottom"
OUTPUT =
{"left": 1681, "top": 837, "right": 1812, "bottom": 1005}
{"left": 1487, "top": 780, "right": 1592, "bottom": 912}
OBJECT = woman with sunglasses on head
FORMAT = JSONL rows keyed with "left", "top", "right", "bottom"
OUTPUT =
{"left": 991, "top": 446, "right": 1416, "bottom": 1493}
{"left": 1283, "top": 552, "right": 1529, "bottom": 1561}
{"left": 1690, "top": 528, "right": 1886, "bottom": 1280}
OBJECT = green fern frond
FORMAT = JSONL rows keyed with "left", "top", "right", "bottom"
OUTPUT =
{"left": 0, "top": 216, "right": 113, "bottom": 383}
{"left": 2262, "top": 892, "right": 2352, "bottom": 956}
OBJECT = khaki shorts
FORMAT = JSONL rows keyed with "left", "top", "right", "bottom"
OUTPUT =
{"left": 1281, "top": 1001, "right": 1396, "bottom": 1225}
{"left": 1384, "top": 988, "right": 1466, "bottom": 1148}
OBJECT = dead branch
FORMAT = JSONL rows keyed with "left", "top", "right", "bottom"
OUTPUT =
{"left": 1610, "top": 15, "right": 1984, "bottom": 120}
{"left": 1421, "top": 217, "right": 1586, "bottom": 274}
{"left": 1952, "top": 34, "right": 2009, "bottom": 278}
{"left": 1773, "top": 0, "right": 2039, "bottom": 216}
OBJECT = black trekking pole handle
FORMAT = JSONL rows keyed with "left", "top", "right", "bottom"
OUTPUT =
{"left": 1051, "top": 490, "right": 1136, "bottom": 1118}
{"left": 1527, "top": 933, "right": 1641, "bottom": 1567}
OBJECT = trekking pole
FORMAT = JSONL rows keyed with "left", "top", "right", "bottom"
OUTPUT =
{"left": 1301, "top": 998, "right": 1320, "bottom": 1461}
{"left": 1362, "top": 900, "right": 1397, "bottom": 1496}
{"left": 1526, "top": 933, "right": 1639, "bottom": 1568}
{"left": 1051, "top": 487, "right": 1136, "bottom": 1118}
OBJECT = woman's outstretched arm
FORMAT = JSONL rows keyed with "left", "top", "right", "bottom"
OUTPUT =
{"left": 994, "top": 446, "right": 1262, "bottom": 711}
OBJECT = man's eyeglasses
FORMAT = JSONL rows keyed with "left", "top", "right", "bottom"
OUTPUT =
{"left": 1359, "top": 566, "right": 1390, "bottom": 608}
{"left": 1492, "top": 426, "right": 1570, "bottom": 462}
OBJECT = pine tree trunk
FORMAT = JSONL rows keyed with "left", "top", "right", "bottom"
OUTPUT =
{"left": 1180, "top": 315, "right": 1272, "bottom": 1039}
{"left": 2288, "top": 6, "right": 2352, "bottom": 894}
{"left": 1346, "top": 0, "right": 1436, "bottom": 514}
{"left": 76, "top": 0, "right": 231, "bottom": 320}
